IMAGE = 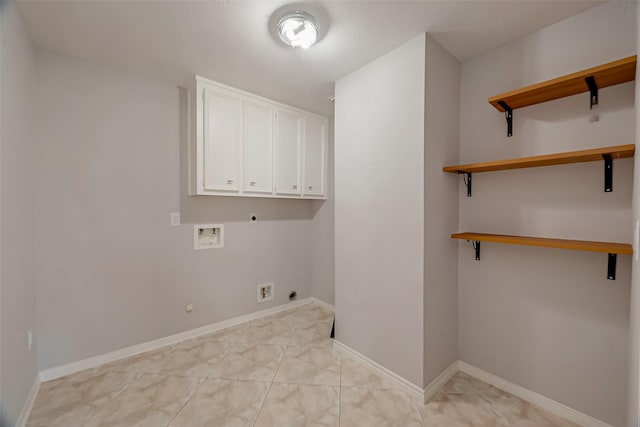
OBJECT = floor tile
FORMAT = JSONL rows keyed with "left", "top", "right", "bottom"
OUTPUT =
{"left": 260, "top": 307, "right": 304, "bottom": 326}
{"left": 485, "top": 392, "right": 581, "bottom": 427}
{"left": 297, "top": 304, "right": 334, "bottom": 323}
{"left": 103, "top": 339, "right": 232, "bottom": 378}
{"left": 254, "top": 383, "right": 339, "bottom": 427}
{"left": 169, "top": 379, "right": 270, "bottom": 427}
{"left": 198, "top": 323, "right": 248, "bottom": 343}
{"left": 289, "top": 321, "right": 333, "bottom": 346}
{"left": 421, "top": 392, "right": 505, "bottom": 426}
{"left": 27, "top": 369, "right": 139, "bottom": 427}
{"left": 208, "top": 342, "right": 285, "bottom": 381}
{"left": 273, "top": 304, "right": 333, "bottom": 329}
{"left": 340, "top": 386, "right": 423, "bottom": 427}
{"left": 340, "top": 356, "right": 395, "bottom": 389}
{"left": 83, "top": 374, "right": 203, "bottom": 427}
{"left": 439, "top": 372, "right": 504, "bottom": 398}
{"left": 274, "top": 345, "right": 340, "bottom": 386}
{"left": 154, "top": 339, "right": 232, "bottom": 377}
{"left": 422, "top": 374, "right": 581, "bottom": 427}
{"left": 102, "top": 345, "right": 175, "bottom": 374}
{"left": 237, "top": 318, "right": 294, "bottom": 345}
{"left": 26, "top": 304, "right": 581, "bottom": 427}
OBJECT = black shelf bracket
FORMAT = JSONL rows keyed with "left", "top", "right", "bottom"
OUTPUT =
{"left": 472, "top": 240, "right": 481, "bottom": 260}
{"left": 607, "top": 253, "right": 617, "bottom": 280}
{"left": 603, "top": 154, "right": 612, "bottom": 192}
{"left": 498, "top": 101, "right": 513, "bottom": 137}
{"left": 585, "top": 76, "right": 598, "bottom": 109}
{"left": 461, "top": 172, "right": 472, "bottom": 197}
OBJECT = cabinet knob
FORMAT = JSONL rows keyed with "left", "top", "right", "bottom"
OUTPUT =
{"left": 292, "top": 185, "right": 297, "bottom": 189}
{"left": 227, "top": 179, "right": 234, "bottom": 184}
{"left": 308, "top": 186, "right": 313, "bottom": 190}
{"left": 250, "top": 181, "right": 256, "bottom": 186}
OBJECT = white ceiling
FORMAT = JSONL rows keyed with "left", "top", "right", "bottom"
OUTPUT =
{"left": 18, "top": 0, "right": 602, "bottom": 116}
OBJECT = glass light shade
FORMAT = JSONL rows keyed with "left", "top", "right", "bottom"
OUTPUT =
{"left": 277, "top": 11, "right": 319, "bottom": 49}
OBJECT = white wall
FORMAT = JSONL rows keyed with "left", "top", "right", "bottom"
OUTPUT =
{"left": 35, "top": 50, "right": 316, "bottom": 370}
{"left": 310, "top": 117, "right": 335, "bottom": 305}
{"left": 335, "top": 34, "right": 426, "bottom": 387}
{"left": 458, "top": 3, "right": 635, "bottom": 425}
{"left": 628, "top": 4, "right": 640, "bottom": 426}
{"left": 423, "top": 36, "right": 460, "bottom": 385}
{"left": 0, "top": 2, "right": 39, "bottom": 425}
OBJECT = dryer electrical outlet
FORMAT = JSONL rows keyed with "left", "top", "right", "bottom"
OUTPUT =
{"left": 257, "top": 283, "right": 274, "bottom": 303}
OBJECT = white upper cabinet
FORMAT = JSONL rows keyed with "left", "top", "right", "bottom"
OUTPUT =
{"left": 195, "top": 76, "right": 327, "bottom": 199}
{"left": 243, "top": 99, "right": 273, "bottom": 194}
{"left": 303, "top": 116, "right": 327, "bottom": 197}
{"left": 275, "top": 108, "right": 302, "bottom": 196}
{"left": 202, "top": 85, "right": 242, "bottom": 192}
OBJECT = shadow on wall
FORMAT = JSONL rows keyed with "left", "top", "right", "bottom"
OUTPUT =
{"left": 181, "top": 195, "right": 322, "bottom": 224}
{"left": 522, "top": 82, "right": 635, "bottom": 123}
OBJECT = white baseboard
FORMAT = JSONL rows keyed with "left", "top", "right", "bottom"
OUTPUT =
{"left": 309, "top": 297, "right": 334, "bottom": 312}
{"left": 333, "top": 340, "right": 424, "bottom": 402}
{"left": 33, "top": 296, "right": 611, "bottom": 427}
{"left": 40, "top": 297, "right": 316, "bottom": 382}
{"left": 15, "top": 374, "right": 41, "bottom": 427}
{"left": 423, "top": 360, "right": 459, "bottom": 403}
{"left": 316, "top": 346, "right": 610, "bottom": 427}
{"left": 458, "top": 361, "right": 613, "bottom": 427}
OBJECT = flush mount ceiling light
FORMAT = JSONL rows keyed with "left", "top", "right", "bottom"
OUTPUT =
{"left": 277, "top": 11, "right": 319, "bottom": 49}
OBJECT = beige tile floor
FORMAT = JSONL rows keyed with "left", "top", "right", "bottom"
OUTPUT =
{"left": 28, "top": 303, "right": 579, "bottom": 427}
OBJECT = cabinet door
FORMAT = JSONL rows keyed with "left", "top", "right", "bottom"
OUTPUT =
{"left": 274, "top": 109, "right": 302, "bottom": 195}
{"left": 243, "top": 99, "right": 274, "bottom": 194}
{"left": 303, "top": 116, "right": 327, "bottom": 197}
{"left": 203, "top": 86, "right": 242, "bottom": 192}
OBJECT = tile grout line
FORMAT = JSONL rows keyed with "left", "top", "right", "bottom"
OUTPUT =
{"left": 248, "top": 310, "right": 299, "bottom": 427}
{"left": 164, "top": 376, "right": 208, "bottom": 427}
{"left": 271, "top": 379, "right": 341, "bottom": 387}
{"left": 168, "top": 322, "right": 249, "bottom": 426}
{"left": 251, "top": 307, "right": 318, "bottom": 426}
{"left": 79, "top": 369, "right": 146, "bottom": 427}
{"left": 251, "top": 344, "right": 288, "bottom": 427}
{"left": 36, "top": 306, "right": 331, "bottom": 427}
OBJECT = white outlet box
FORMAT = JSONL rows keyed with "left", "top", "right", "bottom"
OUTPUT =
{"left": 257, "top": 283, "right": 274, "bottom": 303}
{"left": 170, "top": 212, "right": 181, "bottom": 226}
{"left": 194, "top": 224, "right": 224, "bottom": 250}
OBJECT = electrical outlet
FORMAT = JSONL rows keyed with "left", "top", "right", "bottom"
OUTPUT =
{"left": 28, "top": 329, "right": 33, "bottom": 351}
{"left": 257, "top": 283, "right": 274, "bottom": 303}
{"left": 170, "top": 212, "right": 181, "bottom": 226}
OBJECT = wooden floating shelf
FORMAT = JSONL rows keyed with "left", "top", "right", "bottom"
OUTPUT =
{"left": 489, "top": 55, "right": 637, "bottom": 112}
{"left": 451, "top": 232, "right": 632, "bottom": 255}
{"left": 443, "top": 144, "right": 634, "bottom": 174}
{"left": 452, "top": 232, "right": 631, "bottom": 280}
